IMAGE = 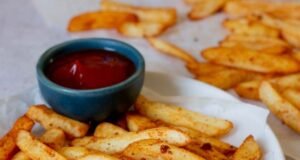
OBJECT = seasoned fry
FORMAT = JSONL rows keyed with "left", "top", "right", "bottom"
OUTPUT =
{"left": 223, "top": 18, "right": 280, "bottom": 38}
{"left": 135, "top": 96, "right": 233, "bottom": 137}
{"left": 58, "top": 146, "right": 92, "bottom": 159}
{"left": 72, "top": 127, "right": 190, "bottom": 154}
{"left": 235, "top": 80, "right": 261, "bottom": 100}
{"left": 0, "top": 116, "right": 34, "bottom": 160}
{"left": 186, "top": 62, "right": 227, "bottom": 76}
{"left": 94, "top": 122, "right": 127, "bottom": 138}
{"left": 123, "top": 139, "right": 206, "bottom": 160}
{"left": 16, "top": 130, "right": 66, "bottom": 160}
{"left": 220, "top": 35, "right": 290, "bottom": 55}
{"left": 101, "top": 0, "right": 177, "bottom": 26}
{"left": 188, "top": 0, "right": 227, "bottom": 20}
{"left": 196, "top": 68, "right": 262, "bottom": 90}
{"left": 202, "top": 47, "right": 300, "bottom": 74}
{"left": 68, "top": 11, "right": 138, "bottom": 32}
{"left": 282, "top": 89, "right": 300, "bottom": 110}
{"left": 232, "top": 135, "right": 262, "bottom": 160}
{"left": 174, "top": 126, "right": 236, "bottom": 155}
{"left": 11, "top": 152, "right": 31, "bottom": 160}
{"left": 259, "top": 82, "right": 300, "bottom": 133}
{"left": 26, "top": 105, "right": 89, "bottom": 138}
{"left": 77, "top": 153, "right": 119, "bottom": 160}
{"left": 117, "top": 22, "right": 167, "bottom": 37}
{"left": 147, "top": 38, "right": 198, "bottom": 65}
{"left": 126, "top": 114, "right": 157, "bottom": 132}
{"left": 185, "top": 143, "right": 229, "bottom": 160}
{"left": 39, "top": 128, "right": 66, "bottom": 150}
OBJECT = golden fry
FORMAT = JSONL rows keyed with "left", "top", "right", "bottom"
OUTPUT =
{"left": 117, "top": 22, "right": 167, "bottom": 37}
{"left": 126, "top": 114, "right": 157, "bottom": 132}
{"left": 188, "top": 0, "right": 227, "bottom": 20}
{"left": 94, "top": 122, "right": 127, "bottom": 138}
{"left": 185, "top": 143, "right": 229, "bottom": 160}
{"left": 11, "top": 152, "right": 31, "bottom": 160}
{"left": 16, "top": 130, "right": 66, "bottom": 160}
{"left": 202, "top": 47, "right": 300, "bottom": 74}
{"left": 0, "top": 116, "right": 34, "bottom": 160}
{"left": 235, "top": 80, "right": 261, "bottom": 100}
{"left": 26, "top": 105, "right": 89, "bottom": 138}
{"left": 135, "top": 96, "right": 233, "bottom": 137}
{"left": 68, "top": 11, "right": 138, "bottom": 32}
{"left": 123, "top": 139, "right": 206, "bottom": 160}
{"left": 282, "top": 88, "right": 300, "bottom": 110}
{"left": 39, "top": 128, "right": 66, "bottom": 150}
{"left": 232, "top": 135, "right": 262, "bottom": 160}
{"left": 259, "top": 82, "right": 300, "bottom": 133}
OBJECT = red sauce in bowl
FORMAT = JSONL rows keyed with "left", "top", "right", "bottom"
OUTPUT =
{"left": 45, "top": 49, "right": 135, "bottom": 89}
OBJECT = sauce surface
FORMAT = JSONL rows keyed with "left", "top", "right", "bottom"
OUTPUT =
{"left": 45, "top": 49, "right": 135, "bottom": 89}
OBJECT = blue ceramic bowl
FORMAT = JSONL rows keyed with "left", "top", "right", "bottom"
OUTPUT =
{"left": 36, "top": 38, "right": 145, "bottom": 122}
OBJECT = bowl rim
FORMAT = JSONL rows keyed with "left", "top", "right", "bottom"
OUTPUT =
{"left": 36, "top": 38, "right": 145, "bottom": 96}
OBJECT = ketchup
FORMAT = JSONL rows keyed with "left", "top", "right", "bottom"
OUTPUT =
{"left": 45, "top": 49, "right": 135, "bottom": 89}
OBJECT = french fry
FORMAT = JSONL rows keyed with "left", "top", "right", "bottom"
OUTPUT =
{"left": 282, "top": 88, "right": 300, "bottom": 110}
{"left": 16, "top": 130, "right": 66, "bottom": 160}
{"left": 94, "top": 122, "right": 127, "bottom": 138}
{"left": 224, "top": 1, "right": 300, "bottom": 19}
{"left": 235, "top": 80, "right": 261, "bottom": 100}
{"left": 202, "top": 47, "right": 300, "bottom": 74}
{"left": 77, "top": 153, "right": 119, "bottom": 160}
{"left": 232, "top": 135, "right": 262, "bottom": 160}
{"left": 26, "top": 105, "right": 89, "bottom": 138}
{"left": 291, "top": 49, "right": 300, "bottom": 62}
{"left": 185, "top": 143, "right": 229, "bottom": 160}
{"left": 39, "top": 128, "right": 66, "bottom": 150}
{"left": 72, "top": 127, "right": 191, "bottom": 154}
{"left": 186, "top": 62, "right": 227, "bottom": 76}
{"left": 0, "top": 116, "right": 34, "bottom": 160}
{"left": 11, "top": 152, "right": 31, "bottom": 160}
{"left": 173, "top": 126, "right": 236, "bottom": 155}
{"left": 117, "top": 22, "right": 167, "bottom": 37}
{"left": 259, "top": 82, "right": 300, "bottom": 133}
{"left": 188, "top": 0, "right": 227, "bottom": 20}
{"left": 223, "top": 18, "right": 280, "bottom": 38}
{"left": 68, "top": 11, "right": 138, "bottom": 32}
{"left": 126, "top": 114, "right": 157, "bottom": 132}
{"left": 123, "top": 139, "right": 206, "bottom": 160}
{"left": 270, "top": 73, "right": 300, "bottom": 91}
{"left": 58, "top": 146, "right": 92, "bottom": 159}
{"left": 196, "top": 68, "right": 262, "bottom": 90}
{"left": 101, "top": 0, "right": 177, "bottom": 26}
{"left": 220, "top": 35, "right": 290, "bottom": 55}
{"left": 135, "top": 96, "right": 233, "bottom": 137}
{"left": 147, "top": 38, "right": 198, "bottom": 65}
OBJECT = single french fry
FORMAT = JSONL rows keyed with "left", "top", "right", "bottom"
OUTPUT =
{"left": 117, "top": 22, "right": 167, "bottom": 37}
{"left": 220, "top": 35, "right": 290, "bottom": 55}
{"left": 173, "top": 126, "right": 236, "bottom": 155}
{"left": 68, "top": 11, "right": 138, "bottom": 32}
{"left": 123, "top": 139, "right": 206, "bottom": 160}
{"left": 0, "top": 116, "right": 34, "bottom": 160}
{"left": 39, "top": 128, "right": 66, "bottom": 150}
{"left": 270, "top": 73, "right": 300, "bottom": 91}
{"left": 232, "top": 135, "right": 262, "bottom": 160}
{"left": 101, "top": 0, "right": 177, "bottom": 26}
{"left": 72, "top": 127, "right": 190, "bottom": 154}
{"left": 202, "top": 47, "right": 300, "bottom": 74}
{"left": 16, "top": 130, "right": 66, "bottom": 160}
{"left": 223, "top": 18, "right": 280, "bottom": 38}
{"left": 77, "top": 153, "right": 119, "bottom": 160}
{"left": 147, "top": 38, "right": 198, "bottom": 65}
{"left": 11, "top": 152, "right": 31, "bottom": 160}
{"left": 235, "top": 80, "right": 261, "bottom": 100}
{"left": 196, "top": 68, "right": 262, "bottom": 90}
{"left": 188, "top": 0, "right": 227, "bottom": 20}
{"left": 259, "top": 82, "right": 300, "bottom": 133}
{"left": 94, "top": 122, "right": 127, "bottom": 138}
{"left": 26, "top": 105, "right": 89, "bottom": 138}
{"left": 58, "top": 146, "right": 92, "bottom": 159}
{"left": 185, "top": 143, "right": 229, "bottom": 160}
{"left": 186, "top": 62, "right": 227, "bottom": 76}
{"left": 126, "top": 114, "right": 157, "bottom": 132}
{"left": 135, "top": 96, "right": 233, "bottom": 137}
{"left": 224, "top": 1, "right": 300, "bottom": 19}
{"left": 282, "top": 88, "right": 300, "bottom": 110}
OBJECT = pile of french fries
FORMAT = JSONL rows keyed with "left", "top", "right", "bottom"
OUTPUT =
{"left": 0, "top": 96, "right": 262, "bottom": 160}
{"left": 147, "top": 0, "right": 300, "bottom": 134}
{"left": 68, "top": 0, "right": 177, "bottom": 37}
